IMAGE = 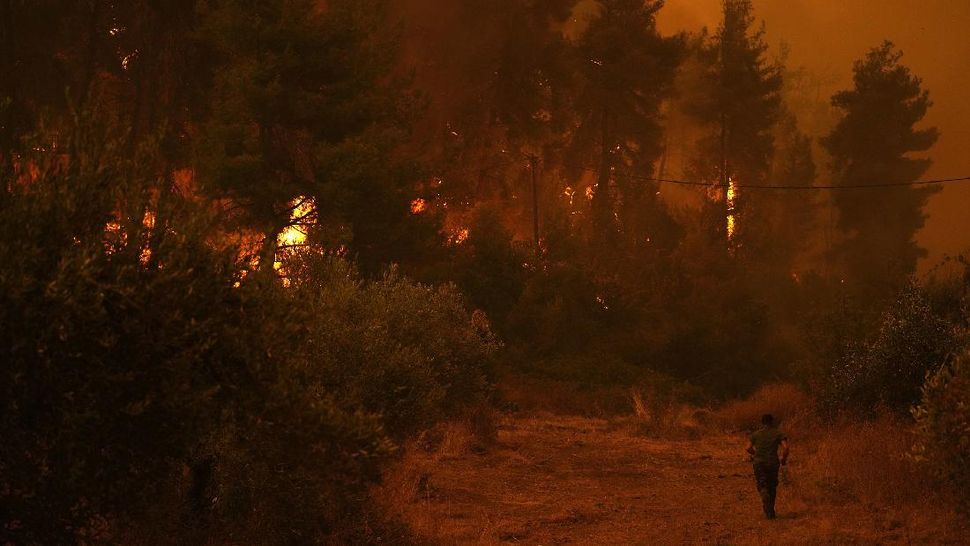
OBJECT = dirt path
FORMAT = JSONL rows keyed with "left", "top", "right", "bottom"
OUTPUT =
{"left": 385, "top": 415, "right": 965, "bottom": 545}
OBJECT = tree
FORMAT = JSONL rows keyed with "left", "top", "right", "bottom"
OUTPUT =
{"left": 763, "top": 110, "right": 817, "bottom": 269}
{"left": 567, "top": 0, "right": 683, "bottom": 245}
{"left": 686, "top": 0, "right": 783, "bottom": 245}
{"left": 195, "top": 0, "right": 418, "bottom": 274}
{"left": 393, "top": 0, "right": 574, "bottom": 263}
{"left": 822, "top": 41, "right": 939, "bottom": 303}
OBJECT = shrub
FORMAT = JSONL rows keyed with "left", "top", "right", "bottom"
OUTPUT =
{"left": 0, "top": 120, "right": 496, "bottom": 544}
{"left": 286, "top": 253, "right": 500, "bottom": 440}
{"left": 798, "top": 414, "right": 929, "bottom": 507}
{"left": 0, "top": 126, "right": 256, "bottom": 544}
{"left": 823, "top": 282, "right": 958, "bottom": 414}
{"left": 912, "top": 350, "right": 970, "bottom": 506}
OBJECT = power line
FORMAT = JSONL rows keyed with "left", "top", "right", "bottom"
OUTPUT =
{"left": 437, "top": 153, "right": 970, "bottom": 190}
{"left": 579, "top": 164, "right": 970, "bottom": 190}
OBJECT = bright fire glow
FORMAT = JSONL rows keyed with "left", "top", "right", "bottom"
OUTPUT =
{"left": 726, "top": 178, "right": 738, "bottom": 240}
{"left": 563, "top": 186, "right": 576, "bottom": 205}
{"left": 449, "top": 228, "right": 469, "bottom": 245}
{"left": 410, "top": 198, "right": 427, "bottom": 214}
{"left": 278, "top": 196, "right": 315, "bottom": 248}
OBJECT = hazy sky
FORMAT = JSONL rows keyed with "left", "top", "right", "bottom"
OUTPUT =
{"left": 658, "top": 0, "right": 970, "bottom": 270}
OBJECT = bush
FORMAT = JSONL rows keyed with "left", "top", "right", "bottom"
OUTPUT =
{"left": 912, "top": 350, "right": 970, "bottom": 507}
{"left": 0, "top": 120, "right": 496, "bottom": 544}
{"left": 286, "top": 253, "right": 500, "bottom": 440}
{"left": 0, "top": 127, "right": 257, "bottom": 543}
{"left": 823, "top": 282, "right": 959, "bottom": 414}
{"left": 798, "top": 414, "right": 929, "bottom": 507}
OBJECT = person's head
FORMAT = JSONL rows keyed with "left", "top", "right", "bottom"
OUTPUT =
{"left": 761, "top": 414, "right": 775, "bottom": 427}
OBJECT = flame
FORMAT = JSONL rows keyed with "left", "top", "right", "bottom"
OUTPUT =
{"left": 726, "top": 177, "right": 738, "bottom": 240}
{"left": 563, "top": 186, "right": 576, "bottom": 205}
{"left": 585, "top": 186, "right": 595, "bottom": 201}
{"left": 278, "top": 196, "right": 315, "bottom": 248}
{"left": 410, "top": 198, "right": 427, "bottom": 214}
{"left": 449, "top": 227, "right": 469, "bottom": 245}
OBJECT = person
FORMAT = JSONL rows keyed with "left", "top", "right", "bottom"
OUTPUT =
{"left": 745, "top": 413, "right": 789, "bottom": 519}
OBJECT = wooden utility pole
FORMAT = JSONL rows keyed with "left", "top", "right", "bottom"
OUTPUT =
{"left": 529, "top": 154, "right": 540, "bottom": 257}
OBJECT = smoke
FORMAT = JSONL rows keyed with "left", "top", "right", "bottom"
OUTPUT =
{"left": 659, "top": 0, "right": 970, "bottom": 269}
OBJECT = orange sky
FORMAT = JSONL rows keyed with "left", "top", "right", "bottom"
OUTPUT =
{"left": 658, "top": 0, "right": 970, "bottom": 270}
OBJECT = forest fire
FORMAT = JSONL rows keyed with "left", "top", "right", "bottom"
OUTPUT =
{"left": 4, "top": 1, "right": 970, "bottom": 544}
{"left": 278, "top": 196, "right": 315, "bottom": 249}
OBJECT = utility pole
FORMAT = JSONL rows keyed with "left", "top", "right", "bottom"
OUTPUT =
{"left": 529, "top": 154, "right": 540, "bottom": 257}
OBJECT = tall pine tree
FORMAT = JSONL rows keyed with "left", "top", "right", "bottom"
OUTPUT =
{"left": 686, "top": 0, "right": 782, "bottom": 246}
{"left": 822, "top": 41, "right": 939, "bottom": 302}
{"left": 568, "top": 0, "right": 683, "bottom": 247}
{"left": 196, "top": 0, "right": 417, "bottom": 274}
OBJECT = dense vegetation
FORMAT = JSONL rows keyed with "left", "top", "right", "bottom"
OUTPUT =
{"left": 1, "top": 0, "right": 968, "bottom": 542}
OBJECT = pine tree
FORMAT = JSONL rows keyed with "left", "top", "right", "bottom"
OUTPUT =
{"left": 196, "top": 0, "right": 417, "bottom": 274}
{"left": 822, "top": 41, "right": 939, "bottom": 301}
{"left": 568, "top": 0, "right": 683, "bottom": 246}
{"left": 766, "top": 111, "right": 817, "bottom": 269}
{"left": 397, "top": 0, "right": 574, "bottom": 253}
{"left": 686, "top": 0, "right": 783, "bottom": 245}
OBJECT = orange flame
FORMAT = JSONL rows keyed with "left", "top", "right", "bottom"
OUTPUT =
{"left": 449, "top": 227, "right": 469, "bottom": 245}
{"left": 726, "top": 178, "right": 738, "bottom": 241}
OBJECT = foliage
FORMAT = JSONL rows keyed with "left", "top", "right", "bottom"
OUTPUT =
{"left": 568, "top": 0, "right": 683, "bottom": 240}
{"left": 687, "top": 0, "right": 783, "bottom": 187}
{"left": 822, "top": 42, "right": 940, "bottom": 302}
{"left": 196, "top": 0, "right": 422, "bottom": 273}
{"left": 0, "top": 123, "right": 249, "bottom": 544}
{"left": 0, "top": 118, "right": 493, "bottom": 543}
{"left": 912, "top": 350, "right": 970, "bottom": 507}
{"left": 823, "top": 283, "right": 958, "bottom": 414}
{"left": 449, "top": 205, "right": 528, "bottom": 336}
{"left": 286, "top": 252, "right": 500, "bottom": 440}
{"left": 714, "top": 383, "right": 813, "bottom": 432}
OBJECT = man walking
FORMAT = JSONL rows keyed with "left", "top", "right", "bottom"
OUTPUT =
{"left": 746, "top": 414, "right": 789, "bottom": 519}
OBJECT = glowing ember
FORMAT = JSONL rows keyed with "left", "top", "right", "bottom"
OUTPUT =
{"left": 449, "top": 228, "right": 470, "bottom": 245}
{"left": 585, "top": 186, "right": 595, "bottom": 201}
{"left": 726, "top": 177, "right": 738, "bottom": 240}
{"left": 563, "top": 186, "right": 576, "bottom": 205}
{"left": 410, "top": 198, "right": 427, "bottom": 214}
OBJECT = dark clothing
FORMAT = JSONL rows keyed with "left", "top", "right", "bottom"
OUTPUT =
{"left": 749, "top": 426, "right": 786, "bottom": 465}
{"left": 750, "top": 425, "right": 786, "bottom": 519}
{"left": 753, "top": 462, "right": 780, "bottom": 519}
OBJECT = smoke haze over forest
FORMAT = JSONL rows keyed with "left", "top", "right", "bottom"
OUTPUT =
{"left": 3, "top": 1, "right": 970, "bottom": 543}
{"left": 659, "top": 0, "right": 970, "bottom": 270}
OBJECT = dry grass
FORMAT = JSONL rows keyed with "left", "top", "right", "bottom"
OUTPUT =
{"left": 624, "top": 387, "right": 712, "bottom": 439}
{"left": 724, "top": 386, "right": 970, "bottom": 544}
{"left": 376, "top": 408, "right": 500, "bottom": 541}
{"left": 795, "top": 414, "right": 921, "bottom": 505}
{"left": 496, "top": 371, "right": 633, "bottom": 416}
{"left": 373, "top": 384, "right": 969, "bottom": 544}
{"left": 372, "top": 410, "right": 970, "bottom": 545}
{"left": 714, "top": 383, "right": 814, "bottom": 432}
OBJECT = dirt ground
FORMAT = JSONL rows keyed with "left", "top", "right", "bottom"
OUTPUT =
{"left": 382, "top": 414, "right": 968, "bottom": 545}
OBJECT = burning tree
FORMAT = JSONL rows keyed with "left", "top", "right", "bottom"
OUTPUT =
{"left": 685, "top": 0, "right": 783, "bottom": 246}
